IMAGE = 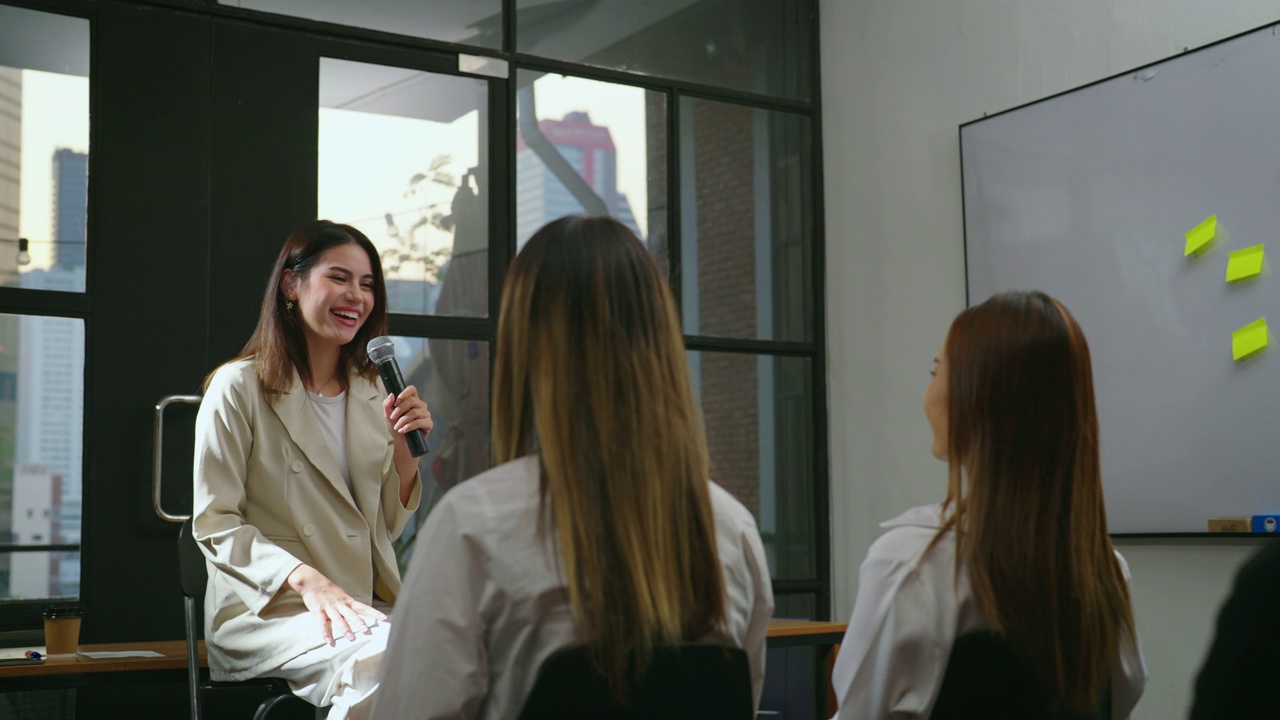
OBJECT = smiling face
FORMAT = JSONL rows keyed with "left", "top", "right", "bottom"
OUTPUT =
{"left": 283, "top": 242, "right": 375, "bottom": 352}
{"left": 922, "top": 342, "right": 949, "bottom": 461}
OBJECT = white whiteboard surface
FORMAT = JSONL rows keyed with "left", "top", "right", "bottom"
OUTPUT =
{"left": 960, "top": 22, "right": 1280, "bottom": 534}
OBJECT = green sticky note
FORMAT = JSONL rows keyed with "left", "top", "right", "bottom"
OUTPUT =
{"left": 1184, "top": 215, "right": 1217, "bottom": 256}
{"left": 1232, "top": 317, "right": 1268, "bottom": 361}
{"left": 1226, "top": 244, "right": 1265, "bottom": 282}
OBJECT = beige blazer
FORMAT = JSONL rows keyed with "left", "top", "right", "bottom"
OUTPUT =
{"left": 192, "top": 358, "right": 421, "bottom": 681}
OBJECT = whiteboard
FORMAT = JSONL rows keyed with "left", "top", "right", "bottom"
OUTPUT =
{"left": 960, "top": 22, "right": 1280, "bottom": 534}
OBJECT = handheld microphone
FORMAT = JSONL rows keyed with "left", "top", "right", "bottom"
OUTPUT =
{"left": 366, "top": 336, "right": 430, "bottom": 457}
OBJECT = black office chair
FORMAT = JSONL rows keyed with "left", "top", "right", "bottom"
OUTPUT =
{"left": 930, "top": 630, "right": 1111, "bottom": 720}
{"left": 517, "top": 644, "right": 754, "bottom": 720}
{"left": 178, "top": 518, "right": 312, "bottom": 720}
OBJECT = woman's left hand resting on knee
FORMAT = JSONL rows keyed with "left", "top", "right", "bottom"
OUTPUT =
{"left": 286, "top": 564, "right": 388, "bottom": 646}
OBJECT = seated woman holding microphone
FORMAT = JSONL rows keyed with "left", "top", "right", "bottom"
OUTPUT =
{"left": 830, "top": 291, "right": 1148, "bottom": 719}
{"left": 372, "top": 215, "right": 775, "bottom": 719}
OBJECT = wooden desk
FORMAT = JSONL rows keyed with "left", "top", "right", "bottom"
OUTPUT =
{"left": 766, "top": 619, "right": 846, "bottom": 647}
{"left": 0, "top": 641, "right": 203, "bottom": 689}
{"left": 765, "top": 620, "right": 845, "bottom": 719}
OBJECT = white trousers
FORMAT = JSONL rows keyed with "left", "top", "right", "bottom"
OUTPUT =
{"left": 273, "top": 603, "right": 394, "bottom": 720}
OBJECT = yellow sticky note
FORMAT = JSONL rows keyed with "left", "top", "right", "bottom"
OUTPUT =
{"left": 1232, "top": 317, "right": 1268, "bottom": 361}
{"left": 1184, "top": 215, "right": 1217, "bottom": 256}
{"left": 1226, "top": 244, "right": 1265, "bottom": 282}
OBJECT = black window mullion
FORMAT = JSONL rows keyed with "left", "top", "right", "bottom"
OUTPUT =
{"left": 387, "top": 315, "right": 493, "bottom": 342}
{"left": 807, "top": 0, "right": 830, "bottom": 622}
{"left": 666, "top": 86, "right": 682, "bottom": 309}
{"left": 512, "top": 54, "right": 813, "bottom": 116}
{"left": 0, "top": 287, "right": 90, "bottom": 318}
{"left": 683, "top": 335, "right": 818, "bottom": 358}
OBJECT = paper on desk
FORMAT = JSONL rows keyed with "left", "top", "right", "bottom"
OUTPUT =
{"left": 78, "top": 650, "right": 166, "bottom": 659}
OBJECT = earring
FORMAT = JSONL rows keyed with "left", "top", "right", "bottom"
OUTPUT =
{"left": 286, "top": 299, "right": 295, "bottom": 312}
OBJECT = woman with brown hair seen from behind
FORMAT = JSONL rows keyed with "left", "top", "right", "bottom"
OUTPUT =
{"left": 372, "top": 215, "right": 775, "bottom": 719}
{"left": 830, "top": 290, "right": 1147, "bottom": 719}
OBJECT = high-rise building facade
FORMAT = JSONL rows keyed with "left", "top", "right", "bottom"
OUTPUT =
{"left": 52, "top": 148, "right": 88, "bottom": 268}
{"left": 516, "top": 111, "right": 640, "bottom": 245}
{"left": 0, "top": 67, "right": 22, "bottom": 597}
{"left": 15, "top": 265, "right": 85, "bottom": 597}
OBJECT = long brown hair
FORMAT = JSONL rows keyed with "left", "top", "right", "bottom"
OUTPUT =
{"left": 933, "top": 290, "right": 1135, "bottom": 712}
{"left": 492, "top": 215, "right": 727, "bottom": 697}
{"left": 204, "top": 220, "right": 388, "bottom": 399}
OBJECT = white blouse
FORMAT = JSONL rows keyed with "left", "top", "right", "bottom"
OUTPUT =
{"left": 371, "top": 455, "right": 775, "bottom": 720}
{"left": 830, "top": 504, "right": 1148, "bottom": 720}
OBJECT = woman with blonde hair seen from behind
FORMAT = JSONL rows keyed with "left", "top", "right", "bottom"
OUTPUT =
{"left": 372, "top": 215, "right": 775, "bottom": 719}
{"left": 830, "top": 290, "right": 1147, "bottom": 719}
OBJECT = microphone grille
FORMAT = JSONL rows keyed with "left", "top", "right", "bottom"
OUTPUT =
{"left": 366, "top": 336, "right": 397, "bottom": 364}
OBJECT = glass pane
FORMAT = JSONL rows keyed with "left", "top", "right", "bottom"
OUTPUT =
{"left": 773, "top": 593, "right": 816, "bottom": 621}
{"left": 517, "top": 0, "right": 812, "bottom": 101}
{"left": 319, "top": 59, "right": 489, "bottom": 317}
{"left": 387, "top": 336, "right": 490, "bottom": 573}
{"left": 688, "top": 350, "right": 813, "bottom": 581}
{"left": 0, "top": 6, "right": 90, "bottom": 292}
{"left": 679, "top": 97, "right": 812, "bottom": 342}
{"left": 515, "top": 72, "right": 667, "bottom": 268}
{"left": 219, "top": 0, "right": 503, "bottom": 49}
{"left": 4, "top": 550, "right": 80, "bottom": 601}
{"left": 0, "top": 312, "right": 84, "bottom": 600}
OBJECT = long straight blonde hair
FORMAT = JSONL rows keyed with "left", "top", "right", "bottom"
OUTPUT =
{"left": 491, "top": 216, "right": 727, "bottom": 697}
{"left": 932, "top": 290, "right": 1135, "bottom": 712}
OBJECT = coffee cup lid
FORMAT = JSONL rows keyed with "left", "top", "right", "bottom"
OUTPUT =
{"left": 42, "top": 603, "right": 82, "bottom": 619}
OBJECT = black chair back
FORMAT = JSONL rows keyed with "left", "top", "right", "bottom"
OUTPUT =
{"left": 517, "top": 644, "right": 753, "bottom": 720}
{"left": 178, "top": 518, "right": 307, "bottom": 720}
{"left": 930, "top": 630, "right": 1110, "bottom": 720}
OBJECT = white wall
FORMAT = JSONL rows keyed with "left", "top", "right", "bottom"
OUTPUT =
{"left": 820, "top": 2, "right": 1280, "bottom": 718}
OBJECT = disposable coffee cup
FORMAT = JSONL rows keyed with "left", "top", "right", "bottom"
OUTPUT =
{"left": 42, "top": 604, "right": 82, "bottom": 656}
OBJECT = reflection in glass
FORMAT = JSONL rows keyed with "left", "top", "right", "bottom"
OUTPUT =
{"left": 0, "top": 311, "right": 85, "bottom": 600}
{"left": 515, "top": 72, "right": 667, "bottom": 268}
{"left": 517, "top": 0, "right": 812, "bottom": 101}
{"left": 0, "top": 5, "right": 90, "bottom": 293}
{"left": 319, "top": 59, "right": 488, "bottom": 317}
{"left": 688, "top": 350, "right": 813, "bottom": 581}
{"left": 220, "top": 0, "right": 503, "bottom": 48}
{"left": 386, "top": 336, "right": 490, "bottom": 572}
{"left": 680, "top": 98, "right": 812, "bottom": 342}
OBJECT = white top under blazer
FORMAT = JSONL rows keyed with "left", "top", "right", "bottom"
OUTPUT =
{"left": 830, "top": 504, "right": 1148, "bottom": 720}
{"left": 371, "top": 455, "right": 776, "bottom": 720}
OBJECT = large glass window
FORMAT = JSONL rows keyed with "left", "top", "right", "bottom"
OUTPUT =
{"left": 319, "top": 58, "right": 488, "bottom": 317}
{"left": 0, "top": 5, "right": 90, "bottom": 293}
{"left": 385, "top": 335, "right": 491, "bottom": 571}
{"left": 517, "top": 0, "right": 813, "bottom": 101}
{"left": 688, "top": 350, "right": 814, "bottom": 581}
{"left": 515, "top": 71, "right": 667, "bottom": 263}
{"left": 220, "top": 0, "right": 504, "bottom": 48}
{"left": 680, "top": 98, "right": 813, "bottom": 342}
{"left": 1, "top": 311, "right": 84, "bottom": 601}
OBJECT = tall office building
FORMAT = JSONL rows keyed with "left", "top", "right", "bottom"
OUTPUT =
{"left": 51, "top": 149, "right": 88, "bottom": 268}
{"left": 15, "top": 265, "right": 85, "bottom": 597}
{"left": 9, "top": 465, "right": 59, "bottom": 598}
{"left": 516, "top": 111, "right": 640, "bottom": 245}
{"left": 0, "top": 67, "right": 22, "bottom": 597}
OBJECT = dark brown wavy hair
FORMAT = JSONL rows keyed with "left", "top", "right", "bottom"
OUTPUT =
{"left": 931, "top": 290, "right": 1135, "bottom": 712}
{"left": 205, "top": 219, "right": 388, "bottom": 400}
